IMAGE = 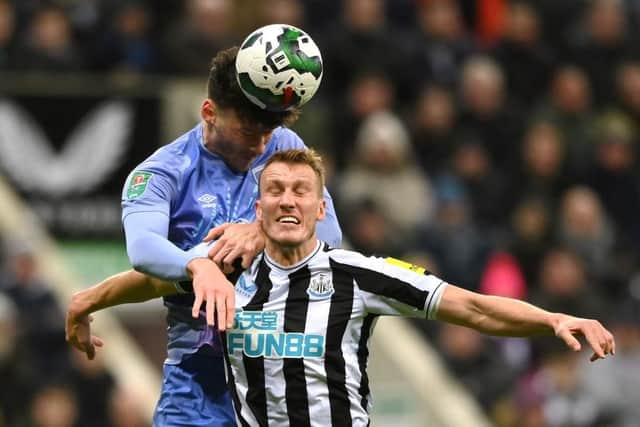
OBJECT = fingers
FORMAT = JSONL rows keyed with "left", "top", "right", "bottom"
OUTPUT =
{"left": 203, "top": 223, "right": 230, "bottom": 242}
{"left": 557, "top": 327, "right": 582, "bottom": 352}
{"left": 192, "top": 288, "right": 204, "bottom": 319}
{"left": 205, "top": 290, "right": 215, "bottom": 327}
{"left": 216, "top": 293, "right": 227, "bottom": 332}
{"left": 226, "top": 292, "right": 235, "bottom": 330}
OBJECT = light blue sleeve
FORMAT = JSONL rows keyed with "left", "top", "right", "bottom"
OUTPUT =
{"left": 123, "top": 212, "right": 206, "bottom": 280}
{"left": 121, "top": 158, "right": 199, "bottom": 280}
{"left": 318, "top": 188, "right": 342, "bottom": 248}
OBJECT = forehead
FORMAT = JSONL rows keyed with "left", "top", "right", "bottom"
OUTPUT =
{"left": 260, "top": 161, "right": 318, "bottom": 183}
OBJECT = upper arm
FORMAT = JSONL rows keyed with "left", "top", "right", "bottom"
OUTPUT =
{"left": 121, "top": 164, "right": 178, "bottom": 219}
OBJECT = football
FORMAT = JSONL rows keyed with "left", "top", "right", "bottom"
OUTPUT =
{"left": 236, "top": 24, "right": 323, "bottom": 112}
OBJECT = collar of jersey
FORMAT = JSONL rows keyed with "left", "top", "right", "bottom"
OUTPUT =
{"left": 264, "top": 240, "right": 321, "bottom": 271}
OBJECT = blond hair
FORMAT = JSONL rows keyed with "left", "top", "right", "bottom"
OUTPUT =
{"left": 262, "top": 149, "right": 325, "bottom": 195}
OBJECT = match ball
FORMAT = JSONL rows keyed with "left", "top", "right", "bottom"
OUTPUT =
{"left": 236, "top": 24, "right": 323, "bottom": 112}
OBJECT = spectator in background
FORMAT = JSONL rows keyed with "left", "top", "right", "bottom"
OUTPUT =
{"left": 320, "top": 0, "right": 404, "bottom": 98}
{"left": 0, "top": 292, "right": 34, "bottom": 427}
{"left": 508, "top": 120, "right": 569, "bottom": 212}
{"left": 410, "top": 84, "right": 458, "bottom": 176}
{"left": 556, "top": 186, "right": 615, "bottom": 285}
{"left": 567, "top": 0, "right": 636, "bottom": 107}
{"left": 407, "top": 0, "right": 475, "bottom": 90}
{"left": 0, "top": 242, "right": 69, "bottom": 377}
{"left": 529, "top": 247, "right": 605, "bottom": 319}
{"left": 508, "top": 197, "right": 554, "bottom": 285}
{"left": 12, "top": 4, "right": 84, "bottom": 72}
{"left": 162, "top": 0, "right": 238, "bottom": 74}
{"left": 92, "top": 2, "right": 158, "bottom": 74}
{"left": 586, "top": 112, "right": 640, "bottom": 250}
{"left": 330, "top": 69, "right": 396, "bottom": 167}
{"left": 450, "top": 136, "right": 510, "bottom": 229}
{"left": 257, "top": 0, "right": 304, "bottom": 28}
{"left": 338, "top": 110, "right": 435, "bottom": 241}
{"left": 436, "top": 323, "right": 517, "bottom": 412}
{"left": 0, "top": 0, "right": 16, "bottom": 70}
{"left": 613, "top": 61, "right": 640, "bottom": 128}
{"left": 580, "top": 298, "right": 640, "bottom": 427}
{"left": 517, "top": 340, "right": 607, "bottom": 427}
{"left": 29, "top": 384, "right": 78, "bottom": 427}
{"left": 342, "top": 198, "right": 402, "bottom": 256}
{"left": 491, "top": 1, "right": 554, "bottom": 110}
{"left": 68, "top": 350, "right": 116, "bottom": 427}
{"left": 456, "top": 55, "right": 523, "bottom": 173}
{"left": 535, "top": 65, "right": 596, "bottom": 178}
{"left": 419, "top": 174, "right": 490, "bottom": 289}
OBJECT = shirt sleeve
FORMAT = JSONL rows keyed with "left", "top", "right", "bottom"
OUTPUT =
{"left": 123, "top": 211, "right": 204, "bottom": 280}
{"left": 344, "top": 253, "right": 447, "bottom": 319}
{"left": 121, "top": 161, "right": 194, "bottom": 280}
{"left": 317, "top": 187, "right": 342, "bottom": 248}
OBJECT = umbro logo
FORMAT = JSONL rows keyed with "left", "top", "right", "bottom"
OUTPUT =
{"left": 307, "top": 274, "right": 334, "bottom": 299}
{"left": 198, "top": 193, "right": 217, "bottom": 208}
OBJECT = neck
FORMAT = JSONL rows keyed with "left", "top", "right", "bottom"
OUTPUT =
{"left": 265, "top": 236, "right": 318, "bottom": 267}
{"left": 202, "top": 121, "right": 215, "bottom": 153}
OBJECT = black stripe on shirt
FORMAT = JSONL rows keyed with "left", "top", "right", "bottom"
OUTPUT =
{"left": 221, "top": 332, "right": 251, "bottom": 427}
{"left": 282, "top": 266, "right": 312, "bottom": 427}
{"left": 357, "top": 314, "right": 377, "bottom": 411}
{"left": 332, "top": 260, "right": 430, "bottom": 311}
{"left": 242, "top": 259, "right": 272, "bottom": 426}
{"left": 326, "top": 258, "right": 355, "bottom": 426}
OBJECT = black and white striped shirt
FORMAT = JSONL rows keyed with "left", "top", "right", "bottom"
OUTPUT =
{"left": 221, "top": 240, "right": 447, "bottom": 427}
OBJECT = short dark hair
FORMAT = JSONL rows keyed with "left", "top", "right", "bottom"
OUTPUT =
{"left": 207, "top": 47, "right": 301, "bottom": 129}
{"left": 261, "top": 149, "right": 325, "bottom": 196}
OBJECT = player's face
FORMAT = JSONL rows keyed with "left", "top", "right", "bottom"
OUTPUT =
{"left": 256, "top": 162, "right": 326, "bottom": 248}
{"left": 208, "top": 108, "right": 274, "bottom": 171}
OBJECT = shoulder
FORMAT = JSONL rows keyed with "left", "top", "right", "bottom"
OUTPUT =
{"left": 132, "top": 125, "right": 201, "bottom": 177}
{"left": 270, "top": 126, "right": 307, "bottom": 151}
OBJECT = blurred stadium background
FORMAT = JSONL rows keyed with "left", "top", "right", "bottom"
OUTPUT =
{"left": 1, "top": 0, "right": 640, "bottom": 426}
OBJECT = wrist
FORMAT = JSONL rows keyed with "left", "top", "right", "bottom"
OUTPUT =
{"left": 187, "top": 257, "right": 222, "bottom": 278}
{"left": 69, "top": 290, "right": 93, "bottom": 318}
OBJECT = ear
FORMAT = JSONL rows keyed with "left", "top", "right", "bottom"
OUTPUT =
{"left": 316, "top": 199, "right": 326, "bottom": 221}
{"left": 201, "top": 99, "right": 217, "bottom": 124}
{"left": 255, "top": 199, "right": 263, "bottom": 222}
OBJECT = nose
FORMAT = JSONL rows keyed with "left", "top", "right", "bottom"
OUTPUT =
{"left": 279, "top": 189, "right": 295, "bottom": 208}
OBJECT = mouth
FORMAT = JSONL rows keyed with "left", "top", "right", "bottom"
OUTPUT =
{"left": 276, "top": 215, "right": 300, "bottom": 225}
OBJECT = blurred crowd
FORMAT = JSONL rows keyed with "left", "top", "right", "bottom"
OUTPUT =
{"left": 2, "top": 0, "right": 640, "bottom": 426}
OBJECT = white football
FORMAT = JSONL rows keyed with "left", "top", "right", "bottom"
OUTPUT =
{"left": 236, "top": 24, "right": 323, "bottom": 112}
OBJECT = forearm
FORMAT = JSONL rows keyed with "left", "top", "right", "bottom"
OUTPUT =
{"left": 437, "top": 286, "right": 562, "bottom": 337}
{"left": 69, "top": 270, "right": 176, "bottom": 317}
{"left": 124, "top": 211, "right": 201, "bottom": 280}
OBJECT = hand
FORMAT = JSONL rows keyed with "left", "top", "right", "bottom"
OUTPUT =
{"left": 187, "top": 258, "right": 235, "bottom": 331}
{"left": 553, "top": 314, "right": 616, "bottom": 362}
{"left": 203, "top": 222, "right": 265, "bottom": 273}
{"left": 65, "top": 307, "right": 104, "bottom": 360}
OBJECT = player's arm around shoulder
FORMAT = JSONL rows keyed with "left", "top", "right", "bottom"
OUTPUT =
{"left": 434, "top": 285, "right": 616, "bottom": 361}
{"left": 66, "top": 270, "right": 178, "bottom": 359}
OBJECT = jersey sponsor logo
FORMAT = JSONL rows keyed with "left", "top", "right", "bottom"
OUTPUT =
{"left": 236, "top": 275, "right": 257, "bottom": 297}
{"left": 385, "top": 257, "right": 426, "bottom": 275}
{"left": 227, "top": 310, "right": 325, "bottom": 358}
{"left": 306, "top": 274, "right": 334, "bottom": 299}
{"left": 126, "top": 171, "right": 153, "bottom": 199}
